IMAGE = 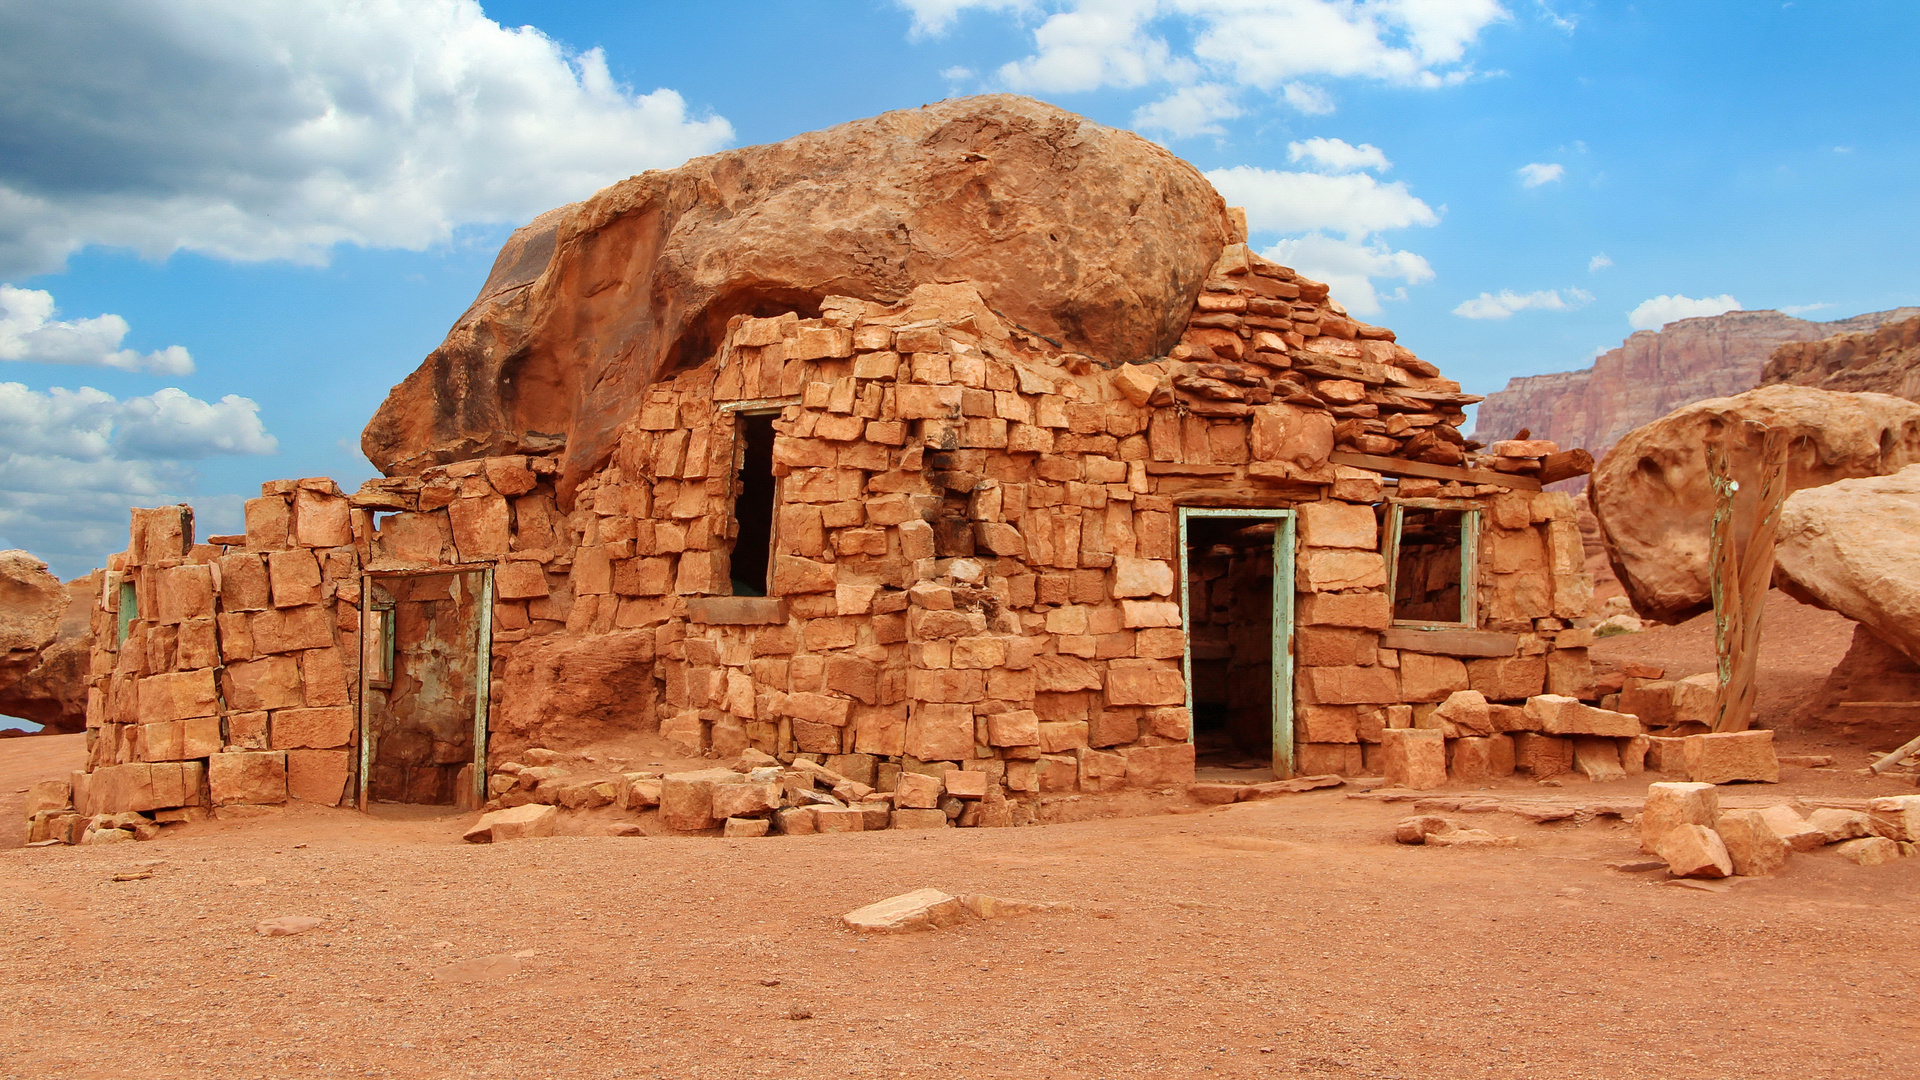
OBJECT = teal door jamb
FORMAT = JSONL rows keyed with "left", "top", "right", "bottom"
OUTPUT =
{"left": 1177, "top": 507, "right": 1297, "bottom": 779}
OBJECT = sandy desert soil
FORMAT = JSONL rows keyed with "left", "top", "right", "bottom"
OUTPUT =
{"left": 4, "top": 759, "right": 1918, "bottom": 1079}
{"left": 5, "top": 596, "right": 1916, "bottom": 1080}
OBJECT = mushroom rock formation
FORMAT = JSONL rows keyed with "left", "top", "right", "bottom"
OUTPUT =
{"left": 1589, "top": 385, "right": 1920, "bottom": 623}
{"left": 1773, "top": 465, "right": 1920, "bottom": 664}
{"left": 0, "top": 551, "right": 94, "bottom": 731}
{"left": 362, "top": 95, "right": 1233, "bottom": 498}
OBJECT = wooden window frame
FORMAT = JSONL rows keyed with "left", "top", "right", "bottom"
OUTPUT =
{"left": 1382, "top": 497, "right": 1482, "bottom": 631}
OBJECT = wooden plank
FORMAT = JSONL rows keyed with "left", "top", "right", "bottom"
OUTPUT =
{"left": 1381, "top": 627, "right": 1519, "bottom": 658}
{"left": 1329, "top": 451, "right": 1543, "bottom": 492}
{"left": 1537, "top": 448, "right": 1595, "bottom": 486}
{"left": 1144, "top": 462, "right": 1238, "bottom": 476}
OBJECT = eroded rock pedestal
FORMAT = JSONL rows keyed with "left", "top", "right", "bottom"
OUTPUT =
{"left": 1589, "top": 385, "right": 1920, "bottom": 623}
{"left": 0, "top": 550, "right": 94, "bottom": 732}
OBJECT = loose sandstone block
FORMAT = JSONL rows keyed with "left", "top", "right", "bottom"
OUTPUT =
{"left": 1512, "top": 732, "right": 1572, "bottom": 777}
{"left": 1431, "top": 689, "right": 1491, "bottom": 734}
{"left": 1571, "top": 736, "right": 1626, "bottom": 781}
{"left": 711, "top": 781, "right": 782, "bottom": 819}
{"left": 1682, "top": 730, "right": 1778, "bottom": 784}
{"left": 659, "top": 768, "right": 739, "bottom": 831}
{"left": 1524, "top": 694, "right": 1642, "bottom": 737}
{"left": 1645, "top": 735, "right": 1688, "bottom": 774}
{"left": 1715, "top": 809, "right": 1790, "bottom": 876}
{"left": 1487, "top": 732, "right": 1516, "bottom": 776}
{"left": 1807, "top": 808, "right": 1877, "bottom": 843}
{"left": 1640, "top": 782, "right": 1720, "bottom": 854}
{"left": 841, "top": 888, "right": 967, "bottom": 932}
{"left": 894, "top": 771, "right": 943, "bottom": 809}
{"left": 890, "top": 808, "right": 951, "bottom": 831}
{"left": 1449, "top": 737, "right": 1494, "bottom": 782}
{"left": 1655, "top": 823, "right": 1733, "bottom": 878}
{"left": 208, "top": 752, "right": 288, "bottom": 806}
{"left": 724, "top": 817, "right": 771, "bottom": 838}
{"left": 1380, "top": 728, "right": 1446, "bottom": 790}
{"left": 1868, "top": 795, "right": 1920, "bottom": 842}
{"left": 1756, "top": 805, "right": 1827, "bottom": 852}
{"left": 463, "top": 804, "right": 557, "bottom": 843}
{"left": 1835, "top": 837, "right": 1901, "bottom": 866}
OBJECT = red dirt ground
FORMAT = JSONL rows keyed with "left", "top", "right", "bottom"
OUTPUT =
{"left": 4, "top": 596, "right": 1915, "bottom": 1079}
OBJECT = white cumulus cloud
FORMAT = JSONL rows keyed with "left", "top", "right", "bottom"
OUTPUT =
{"left": 1282, "top": 82, "right": 1338, "bottom": 114}
{"left": 0, "top": 382, "right": 276, "bottom": 574}
{"left": 1588, "top": 253, "right": 1612, "bottom": 272}
{"left": 1289, "top": 137, "right": 1392, "bottom": 173}
{"left": 997, "top": 0, "right": 1187, "bottom": 93}
{"left": 901, "top": 0, "right": 1506, "bottom": 115}
{"left": 1452, "top": 287, "right": 1593, "bottom": 319}
{"left": 0, "top": 285, "right": 194, "bottom": 375}
{"left": 1133, "top": 83, "right": 1244, "bottom": 139}
{"left": 1206, "top": 166, "right": 1438, "bottom": 239}
{"left": 1517, "top": 162, "right": 1565, "bottom": 187}
{"left": 1628, "top": 293, "right": 1740, "bottom": 331}
{"left": 898, "top": 0, "right": 1032, "bottom": 37}
{"left": 1263, "top": 234, "right": 1434, "bottom": 317}
{"left": 1207, "top": 156, "right": 1441, "bottom": 316}
{"left": 0, "top": 0, "right": 735, "bottom": 278}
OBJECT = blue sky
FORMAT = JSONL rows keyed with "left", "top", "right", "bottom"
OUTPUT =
{"left": 1, "top": 0, "right": 1916, "bottom": 579}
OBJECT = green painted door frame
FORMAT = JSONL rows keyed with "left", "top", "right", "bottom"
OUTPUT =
{"left": 1176, "top": 507, "right": 1297, "bottom": 779}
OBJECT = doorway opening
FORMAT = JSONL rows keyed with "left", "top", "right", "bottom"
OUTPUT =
{"left": 357, "top": 568, "right": 492, "bottom": 808}
{"left": 729, "top": 410, "right": 779, "bottom": 596}
{"left": 1179, "top": 508, "right": 1296, "bottom": 777}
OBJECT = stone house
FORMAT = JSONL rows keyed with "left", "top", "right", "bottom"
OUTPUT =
{"left": 66, "top": 233, "right": 1602, "bottom": 825}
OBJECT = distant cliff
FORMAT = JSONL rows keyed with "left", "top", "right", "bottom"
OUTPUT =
{"left": 1763, "top": 312, "right": 1920, "bottom": 402}
{"left": 1472, "top": 307, "right": 1920, "bottom": 457}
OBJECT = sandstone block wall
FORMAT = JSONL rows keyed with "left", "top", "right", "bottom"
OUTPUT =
{"left": 70, "top": 240, "right": 1600, "bottom": 831}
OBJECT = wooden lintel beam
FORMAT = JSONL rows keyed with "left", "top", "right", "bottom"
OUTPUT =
{"left": 1328, "top": 451, "right": 1543, "bottom": 492}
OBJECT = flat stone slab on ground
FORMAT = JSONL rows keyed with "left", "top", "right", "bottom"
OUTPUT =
{"left": 463, "top": 804, "right": 557, "bottom": 843}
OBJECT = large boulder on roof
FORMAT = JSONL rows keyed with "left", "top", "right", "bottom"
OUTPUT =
{"left": 362, "top": 94, "right": 1233, "bottom": 499}
{"left": 1773, "top": 465, "right": 1920, "bottom": 664}
{"left": 1590, "top": 385, "right": 1920, "bottom": 623}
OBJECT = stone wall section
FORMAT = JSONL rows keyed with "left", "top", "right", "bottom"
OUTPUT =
{"left": 64, "top": 241, "right": 1604, "bottom": 836}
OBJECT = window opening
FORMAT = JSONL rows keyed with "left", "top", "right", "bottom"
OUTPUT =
{"left": 1385, "top": 502, "right": 1480, "bottom": 627}
{"left": 364, "top": 602, "right": 396, "bottom": 690}
{"left": 116, "top": 580, "right": 137, "bottom": 647}
{"left": 730, "top": 411, "right": 779, "bottom": 596}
